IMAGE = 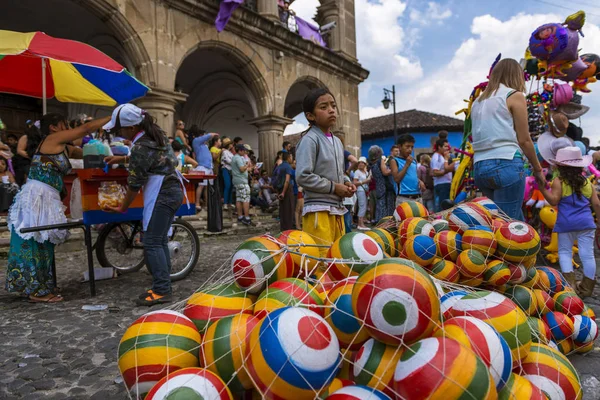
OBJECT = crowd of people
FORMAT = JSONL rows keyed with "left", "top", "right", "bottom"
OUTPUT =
{"left": 3, "top": 58, "right": 600, "bottom": 305}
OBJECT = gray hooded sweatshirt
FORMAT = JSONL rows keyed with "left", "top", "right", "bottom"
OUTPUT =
{"left": 295, "top": 126, "right": 350, "bottom": 209}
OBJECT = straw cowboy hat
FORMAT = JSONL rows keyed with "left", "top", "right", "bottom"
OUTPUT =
{"left": 537, "top": 132, "right": 573, "bottom": 165}
{"left": 550, "top": 146, "right": 593, "bottom": 167}
{"left": 358, "top": 156, "right": 368, "bottom": 165}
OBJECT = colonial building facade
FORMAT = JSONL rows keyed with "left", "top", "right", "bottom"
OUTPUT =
{"left": 0, "top": 0, "right": 368, "bottom": 169}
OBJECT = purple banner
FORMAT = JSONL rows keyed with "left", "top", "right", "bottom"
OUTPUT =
{"left": 296, "top": 16, "right": 326, "bottom": 47}
{"left": 215, "top": 0, "right": 244, "bottom": 32}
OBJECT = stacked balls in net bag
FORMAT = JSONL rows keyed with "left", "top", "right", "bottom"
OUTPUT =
{"left": 116, "top": 200, "right": 595, "bottom": 399}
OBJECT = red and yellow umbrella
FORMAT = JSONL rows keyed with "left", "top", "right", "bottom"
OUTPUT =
{"left": 0, "top": 30, "right": 149, "bottom": 111}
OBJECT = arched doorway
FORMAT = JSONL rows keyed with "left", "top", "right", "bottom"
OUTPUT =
{"left": 175, "top": 41, "right": 271, "bottom": 158}
{"left": 283, "top": 77, "right": 327, "bottom": 138}
{"left": 0, "top": 0, "right": 150, "bottom": 134}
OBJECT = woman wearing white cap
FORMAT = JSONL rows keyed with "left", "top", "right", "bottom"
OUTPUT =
{"left": 353, "top": 156, "right": 371, "bottom": 230}
{"left": 6, "top": 113, "right": 111, "bottom": 303}
{"left": 103, "top": 104, "right": 183, "bottom": 306}
{"left": 538, "top": 146, "right": 600, "bottom": 297}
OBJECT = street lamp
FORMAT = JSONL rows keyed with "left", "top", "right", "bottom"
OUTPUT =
{"left": 381, "top": 85, "right": 397, "bottom": 144}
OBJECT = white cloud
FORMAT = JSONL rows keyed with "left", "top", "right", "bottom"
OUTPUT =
{"left": 360, "top": 105, "right": 392, "bottom": 119}
{"left": 388, "top": 12, "right": 600, "bottom": 144}
{"left": 289, "top": 0, "right": 319, "bottom": 25}
{"left": 284, "top": 113, "right": 309, "bottom": 135}
{"left": 411, "top": 2, "right": 452, "bottom": 25}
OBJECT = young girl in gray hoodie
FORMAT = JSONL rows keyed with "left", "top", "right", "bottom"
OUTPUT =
{"left": 296, "top": 88, "right": 356, "bottom": 254}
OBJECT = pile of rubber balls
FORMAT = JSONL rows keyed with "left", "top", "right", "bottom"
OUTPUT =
{"left": 117, "top": 198, "right": 596, "bottom": 400}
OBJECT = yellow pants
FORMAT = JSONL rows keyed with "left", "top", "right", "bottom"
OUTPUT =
{"left": 302, "top": 211, "right": 346, "bottom": 257}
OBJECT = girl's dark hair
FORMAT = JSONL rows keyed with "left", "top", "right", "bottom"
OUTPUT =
{"left": 209, "top": 135, "right": 220, "bottom": 148}
{"left": 139, "top": 112, "right": 167, "bottom": 147}
{"left": 557, "top": 165, "right": 587, "bottom": 197}
{"left": 33, "top": 113, "right": 66, "bottom": 158}
{"left": 171, "top": 140, "right": 183, "bottom": 152}
{"left": 302, "top": 88, "right": 335, "bottom": 124}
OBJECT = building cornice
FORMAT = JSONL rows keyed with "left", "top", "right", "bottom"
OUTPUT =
{"left": 162, "top": 0, "right": 370, "bottom": 84}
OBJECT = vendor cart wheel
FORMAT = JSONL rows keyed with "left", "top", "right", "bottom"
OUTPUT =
{"left": 168, "top": 219, "right": 200, "bottom": 281}
{"left": 96, "top": 222, "right": 145, "bottom": 273}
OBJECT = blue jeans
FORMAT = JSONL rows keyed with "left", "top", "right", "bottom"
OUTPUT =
{"left": 344, "top": 205, "right": 353, "bottom": 233}
{"left": 222, "top": 168, "right": 233, "bottom": 205}
{"left": 434, "top": 183, "right": 451, "bottom": 212}
{"left": 473, "top": 158, "right": 525, "bottom": 221}
{"left": 144, "top": 183, "right": 183, "bottom": 295}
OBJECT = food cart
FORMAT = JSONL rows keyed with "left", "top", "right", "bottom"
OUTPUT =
{"left": 20, "top": 167, "right": 214, "bottom": 296}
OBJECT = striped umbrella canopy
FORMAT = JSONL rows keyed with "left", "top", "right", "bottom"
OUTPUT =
{"left": 0, "top": 30, "right": 149, "bottom": 112}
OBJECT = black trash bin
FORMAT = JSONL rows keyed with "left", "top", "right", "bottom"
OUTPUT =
{"left": 206, "top": 179, "right": 222, "bottom": 232}
{"left": 0, "top": 184, "right": 16, "bottom": 212}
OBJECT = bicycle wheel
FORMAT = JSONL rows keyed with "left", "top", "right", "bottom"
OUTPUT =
{"left": 96, "top": 222, "right": 145, "bottom": 273}
{"left": 168, "top": 219, "right": 200, "bottom": 281}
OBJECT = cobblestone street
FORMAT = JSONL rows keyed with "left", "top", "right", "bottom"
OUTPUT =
{"left": 1, "top": 234, "right": 600, "bottom": 399}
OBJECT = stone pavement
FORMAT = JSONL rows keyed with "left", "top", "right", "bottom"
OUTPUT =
{"left": 1, "top": 233, "right": 600, "bottom": 399}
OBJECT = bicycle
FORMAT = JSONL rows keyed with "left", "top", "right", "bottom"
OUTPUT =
{"left": 95, "top": 218, "right": 200, "bottom": 281}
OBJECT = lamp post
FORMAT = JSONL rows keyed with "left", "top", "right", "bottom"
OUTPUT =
{"left": 381, "top": 85, "right": 397, "bottom": 144}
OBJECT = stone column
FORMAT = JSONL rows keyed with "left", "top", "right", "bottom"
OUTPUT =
{"left": 316, "top": 0, "right": 341, "bottom": 53}
{"left": 249, "top": 115, "right": 293, "bottom": 171}
{"left": 257, "top": 0, "right": 280, "bottom": 22}
{"left": 134, "top": 87, "right": 188, "bottom": 137}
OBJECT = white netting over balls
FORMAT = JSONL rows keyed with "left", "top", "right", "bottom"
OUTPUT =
{"left": 118, "top": 198, "right": 592, "bottom": 400}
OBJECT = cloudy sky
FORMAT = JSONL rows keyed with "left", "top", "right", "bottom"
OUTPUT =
{"left": 285, "top": 0, "right": 600, "bottom": 144}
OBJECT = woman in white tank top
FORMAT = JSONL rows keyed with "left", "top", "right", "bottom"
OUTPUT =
{"left": 471, "top": 58, "right": 545, "bottom": 221}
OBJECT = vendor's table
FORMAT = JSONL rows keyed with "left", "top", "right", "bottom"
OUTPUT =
{"left": 19, "top": 168, "right": 214, "bottom": 296}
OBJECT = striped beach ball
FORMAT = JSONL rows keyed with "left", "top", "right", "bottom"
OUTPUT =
{"left": 553, "top": 291, "right": 584, "bottom": 317}
{"left": 434, "top": 230, "right": 462, "bottom": 261}
{"left": 553, "top": 338, "right": 575, "bottom": 355}
{"left": 351, "top": 338, "right": 402, "bottom": 393}
{"left": 542, "top": 311, "right": 575, "bottom": 341}
{"left": 522, "top": 255, "right": 538, "bottom": 269}
{"left": 440, "top": 290, "right": 468, "bottom": 320}
{"left": 393, "top": 200, "right": 429, "bottom": 222}
{"left": 573, "top": 315, "right": 598, "bottom": 345}
{"left": 398, "top": 217, "right": 435, "bottom": 245}
{"left": 365, "top": 228, "right": 397, "bottom": 257}
{"left": 431, "top": 218, "right": 450, "bottom": 233}
{"left": 534, "top": 289, "right": 555, "bottom": 314}
{"left": 403, "top": 234, "right": 437, "bottom": 266}
{"left": 434, "top": 316, "right": 512, "bottom": 390}
{"left": 201, "top": 314, "right": 259, "bottom": 393}
{"left": 145, "top": 368, "right": 233, "bottom": 400}
{"left": 504, "top": 285, "right": 538, "bottom": 316}
{"left": 507, "top": 263, "right": 527, "bottom": 285}
{"left": 483, "top": 260, "right": 512, "bottom": 286}
{"left": 324, "top": 277, "right": 370, "bottom": 350}
{"left": 521, "top": 267, "right": 540, "bottom": 289}
{"left": 535, "top": 267, "right": 566, "bottom": 295}
{"left": 498, "top": 373, "right": 547, "bottom": 400}
{"left": 575, "top": 341, "right": 595, "bottom": 354}
{"left": 462, "top": 225, "right": 497, "bottom": 256}
{"left": 495, "top": 221, "right": 540, "bottom": 264}
{"left": 351, "top": 258, "right": 440, "bottom": 346}
{"left": 393, "top": 337, "right": 497, "bottom": 399}
{"left": 247, "top": 307, "right": 340, "bottom": 399}
{"left": 427, "top": 258, "right": 460, "bottom": 283}
{"left": 278, "top": 230, "right": 320, "bottom": 275}
{"left": 517, "top": 343, "right": 582, "bottom": 400}
{"left": 327, "top": 232, "right": 385, "bottom": 281}
{"left": 232, "top": 236, "right": 292, "bottom": 294}
{"left": 253, "top": 278, "right": 324, "bottom": 320}
{"left": 460, "top": 275, "right": 484, "bottom": 288}
{"left": 326, "top": 385, "right": 392, "bottom": 400}
{"left": 472, "top": 197, "right": 501, "bottom": 216}
{"left": 447, "top": 203, "right": 493, "bottom": 234}
{"left": 527, "top": 316, "right": 552, "bottom": 344}
{"left": 446, "top": 290, "right": 532, "bottom": 363}
{"left": 456, "top": 249, "right": 487, "bottom": 278}
{"left": 491, "top": 217, "right": 506, "bottom": 233}
{"left": 118, "top": 310, "right": 201, "bottom": 399}
{"left": 317, "top": 378, "right": 354, "bottom": 399}
{"left": 184, "top": 283, "right": 255, "bottom": 332}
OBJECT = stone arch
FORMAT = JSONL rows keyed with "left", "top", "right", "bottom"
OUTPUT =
{"left": 175, "top": 40, "right": 272, "bottom": 117}
{"left": 284, "top": 76, "right": 329, "bottom": 118}
{"left": 84, "top": 0, "right": 154, "bottom": 85}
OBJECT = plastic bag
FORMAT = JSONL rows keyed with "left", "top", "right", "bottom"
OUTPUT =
{"left": 98, "top": 181, "right": 126, "bottom": 209}
{"left": 70, "top": 178, "right": 83, "bottom": 219}
{"left": 83, "top": 139, "right": 113, "bottom": 157}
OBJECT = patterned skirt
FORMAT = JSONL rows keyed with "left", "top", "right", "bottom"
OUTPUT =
{"left": 6, "top": 230, "right": 55, "bottom": 296}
